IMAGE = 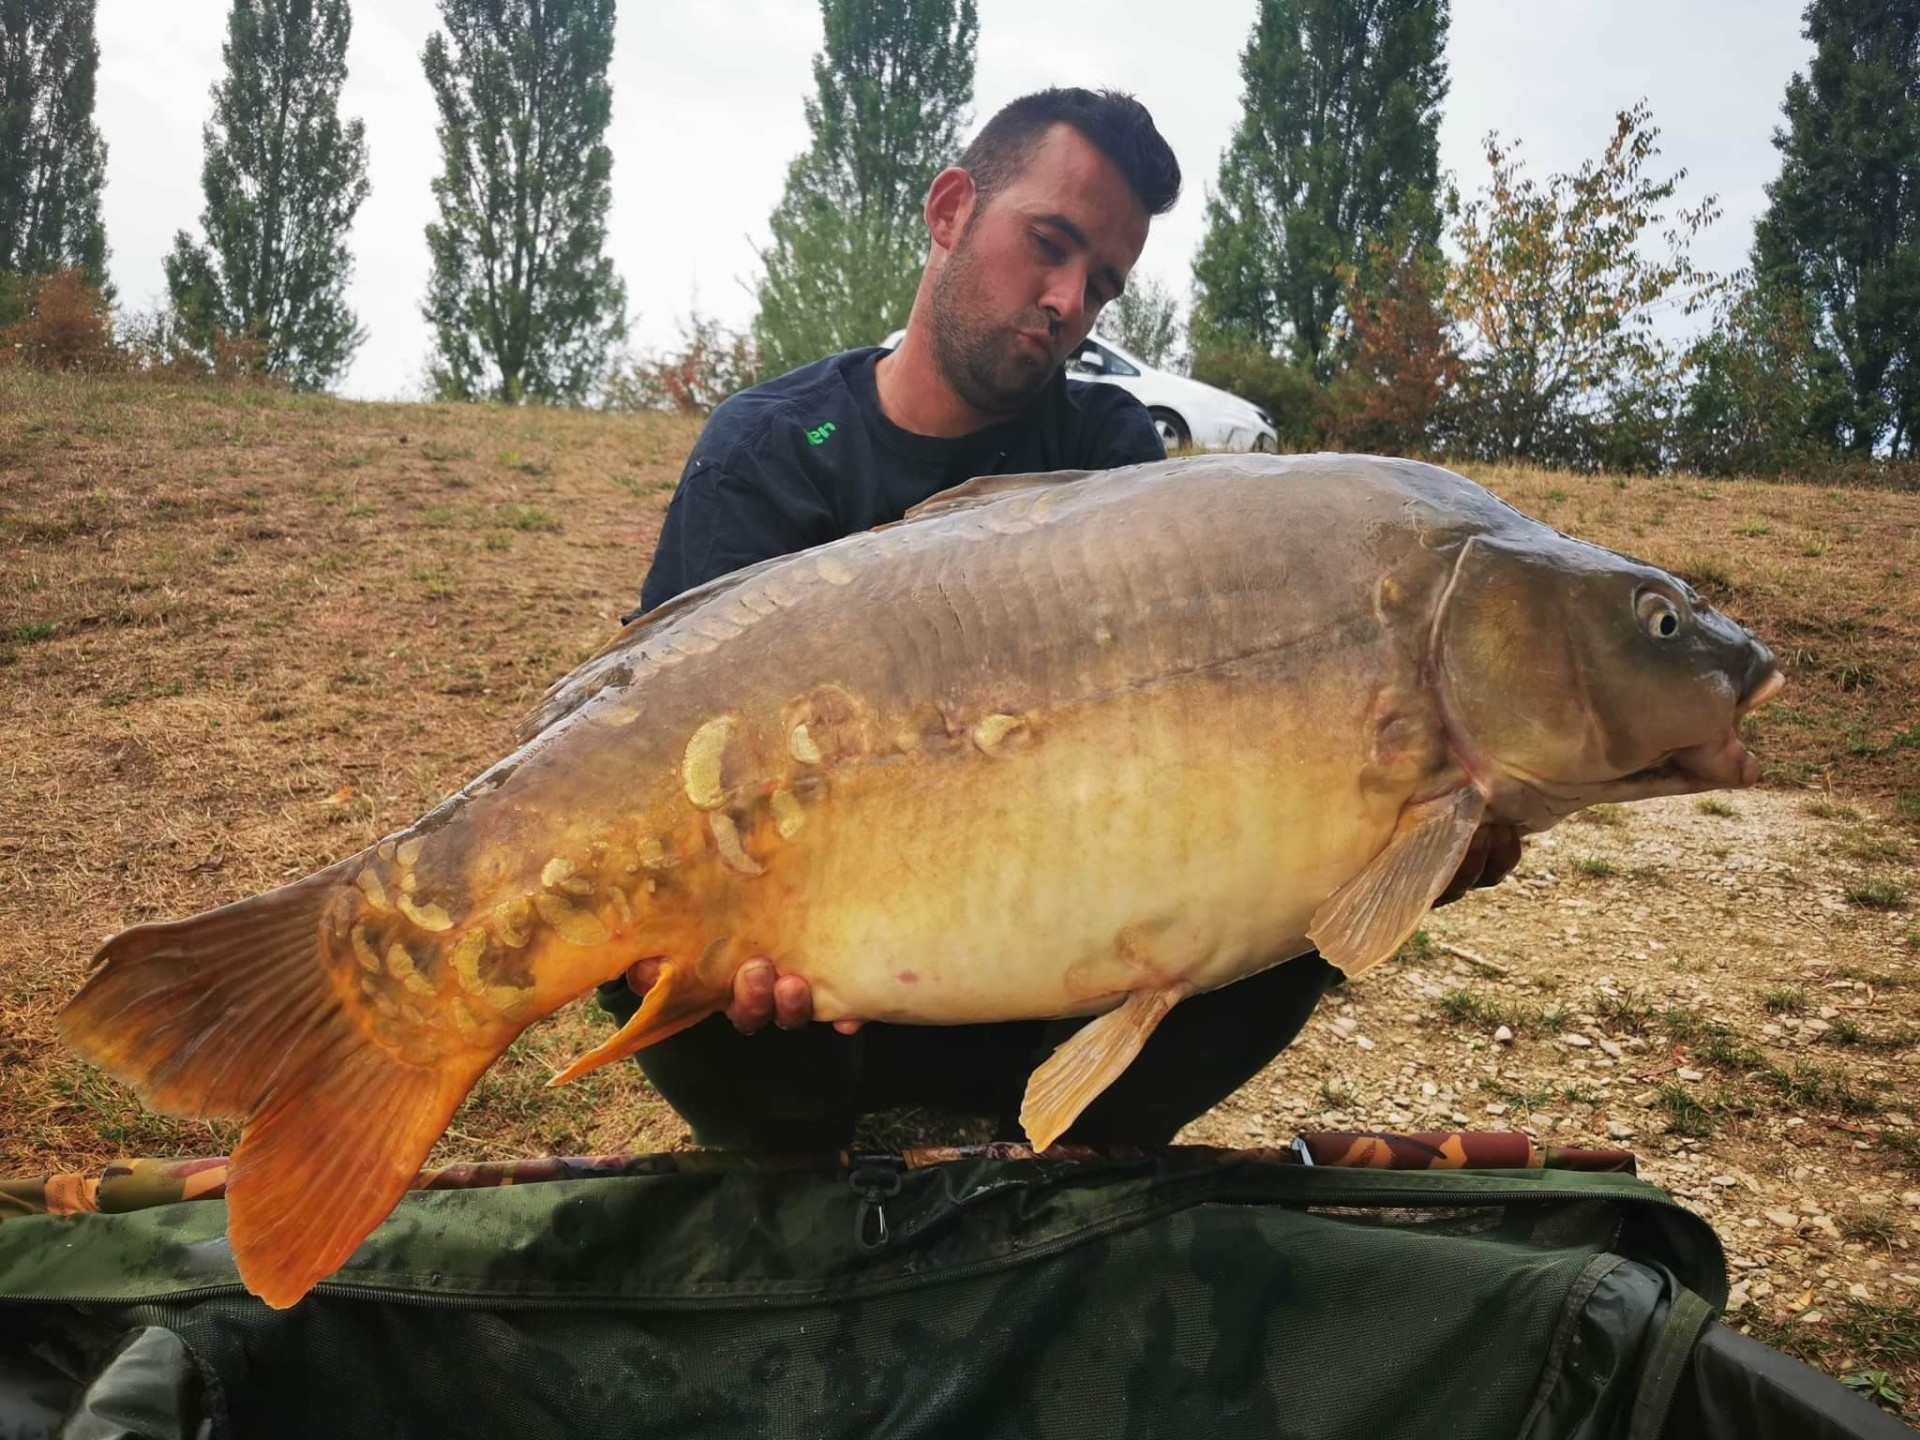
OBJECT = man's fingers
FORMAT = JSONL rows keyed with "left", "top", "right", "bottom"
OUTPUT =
{"left": 725, "top": 959, "right": 777, "bottom": 1033}
{"left": 625, "top": 957, "right": 664, "bottom": 994}
{"left": 773, "top": 974, "right": 811, "bottom": 1030}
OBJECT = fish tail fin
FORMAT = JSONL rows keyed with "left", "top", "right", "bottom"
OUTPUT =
{"left": 58, "top": 859, "right": 503, "bottom": 1309}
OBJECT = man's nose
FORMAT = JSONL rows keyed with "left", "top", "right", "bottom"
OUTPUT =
{"left": 1040, "top": 268, "right": 1089, "bottom": 332}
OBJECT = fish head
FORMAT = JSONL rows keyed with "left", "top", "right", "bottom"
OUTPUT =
{"left": 1433, "top": 532, "right": 1784, "bottom": 827}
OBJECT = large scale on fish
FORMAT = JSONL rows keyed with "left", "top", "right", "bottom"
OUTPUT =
{"left": 59, "top": 454, "right": 1785, "bottom": 1307}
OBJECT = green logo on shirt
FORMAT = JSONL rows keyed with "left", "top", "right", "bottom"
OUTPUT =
{"left": 805, "top": 421, "right": 837, "bottom": 446}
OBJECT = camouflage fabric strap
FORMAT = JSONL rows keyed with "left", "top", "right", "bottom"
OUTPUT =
{"left": 0, "top": 1131, "right": 1635, "bottom": 1222}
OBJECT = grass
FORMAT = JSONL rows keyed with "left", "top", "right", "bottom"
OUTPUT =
{"left": 1840, "top": 1210, "right": 1899, "bottom": 1246}
{"left": 1762, "top": 987, "right": 1806, "bottom": 1015}
{"left": 1568, "top": 855, "right": 1619, "bottom": 879}
{"left": 1594, "top": 990, "right": 1658, "bottom": 1034}
{"left": 1847, "top": 879, "right": 1910, "bottom": 911}
{"left": 1654, "top": 1082, "right": 1720, "bottom": 1137}
{"left": 1573, "top": 803, "right": 1628, "bottom": 827}
{"left": 1434, "top": 988, "right": 1570, "bottom": 1037}
{"left": 1696, "top": 796, "right": 1740, "bottom": 818}
{"left": 1, "top": 373, "right": 1917, "bottom": 1412}
{"left": 1734, "top": 1299, "right": 1919, "bottom": 1418}
{"left": 1820, "top": 1019, "right": 1919, "bottom": 1053}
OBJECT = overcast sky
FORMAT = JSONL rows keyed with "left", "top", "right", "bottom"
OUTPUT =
{"left": 95, "top": 0, "right": 1812, "bottom": 401}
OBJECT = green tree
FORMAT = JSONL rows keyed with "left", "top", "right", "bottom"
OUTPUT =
{"left": 1676, "top": 272, "right": 1845, "bottom": 475}
{"left": 1447, "top": 102, "right": 1719, "bottom": 467}
{"left": 1755, "top": 0, "right": 1920, "bottom": 456}
{"left": 422, "top": 0, "right": 627, "bottom": 403}
{"left": 163, "top": 0, "right": 370, "bottom": 391}
{"left": 0, "top": 0, "right": 108, "bottom": 301}
{"left": 1192, "top": 0, "right": 1448, "bottom": 377}
{"left": 752, "top": 0, "right": 977, "bottom": 378}
{"left": 1096, "top": 273, "right": 1181, "bottom": 370}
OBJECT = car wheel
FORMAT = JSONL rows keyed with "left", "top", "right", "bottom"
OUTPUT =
{"left": 1148, "top": 407, "right": 1191, "bottom": 452}
{"left": 1253, "top": 434, "right": 1276, "bottom": 453}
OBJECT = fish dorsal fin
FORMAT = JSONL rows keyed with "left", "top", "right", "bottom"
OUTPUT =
{"left": 512, "top": 549, "right": 801, "bottom": 745}
{"left": 901, "top": 469, "right": 1095, "bottom": 522}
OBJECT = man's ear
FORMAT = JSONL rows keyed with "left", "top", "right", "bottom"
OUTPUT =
{"left": 925, "top": 167, "right": 976, "bottom": 253}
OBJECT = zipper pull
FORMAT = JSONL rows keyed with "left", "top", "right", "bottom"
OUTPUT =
{"left": 849, "top": 1158, "right": 904, "bottom": 1250}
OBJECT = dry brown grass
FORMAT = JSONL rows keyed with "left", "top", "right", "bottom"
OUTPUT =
{"left": 2, "top": 373, "right": 1916, "bottom": 1174}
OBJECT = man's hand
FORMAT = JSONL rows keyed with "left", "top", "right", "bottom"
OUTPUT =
{"left": 1434, "top": 821, "right": 1523, "bottom": 907}
{"left": 625, "top": 958, "right": 864, "bottom": 1035}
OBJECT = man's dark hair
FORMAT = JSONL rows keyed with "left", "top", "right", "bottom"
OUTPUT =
{"left": 956, "top": 88, "right": 1181, "bottom": 218}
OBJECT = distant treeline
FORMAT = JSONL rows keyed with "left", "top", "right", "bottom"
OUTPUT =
{"left": 3, "top": 0, "right": 1917, "bottom": 479}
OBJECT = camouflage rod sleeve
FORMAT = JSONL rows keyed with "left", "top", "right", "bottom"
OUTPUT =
{"left": 0, "top": 1132, "right": 1635, "bottom": 1222}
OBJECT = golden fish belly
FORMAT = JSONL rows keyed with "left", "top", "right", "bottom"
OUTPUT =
{"left": 760, "top": 668, "right": 1408, "bottom": 1025}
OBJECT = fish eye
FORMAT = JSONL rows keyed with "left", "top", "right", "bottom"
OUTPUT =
{"left": 1636, "top": 589, "right": 1682, "bottom": 641}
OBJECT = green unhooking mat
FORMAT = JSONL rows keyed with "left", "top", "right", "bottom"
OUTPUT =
{"left": 0, "top": 1143, "right": 1910, "bottom": 1439}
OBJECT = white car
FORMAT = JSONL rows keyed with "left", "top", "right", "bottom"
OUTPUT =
{"left": 879, "top": 330, "right": 1278, "bottom": 453}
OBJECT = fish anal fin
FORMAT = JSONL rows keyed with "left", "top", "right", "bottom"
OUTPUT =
{"left": 547, "top": 960, "right": 722, "bottom": 1088}
{"left": 1307, "top": 786, "right": 1487, "bottom": 979}
{"left": 1020, "top": 984, "right": 1192, "bottom": 1152}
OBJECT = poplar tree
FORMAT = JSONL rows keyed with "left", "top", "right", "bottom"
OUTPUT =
{"left": 1192, "top": 0, "right": 1448, "bottom": 378}
{"left": 752, "top": 0, "right": 977, "bottom": 378}
{"left": 164, "top": 0, "right": 370, "bottom": 389}
{"left": 1754, "top": 0, "right": 1920, "bottom": 455}
{"left": 422, "top": 0, "right": 627, "bottom": 403}
{"left": 0, "top": 0, "right": 108, "bottom": 299}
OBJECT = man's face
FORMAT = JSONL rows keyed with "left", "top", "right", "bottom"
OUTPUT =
{"left": 925, "top": 124, "right": 1151, "bottom": 417}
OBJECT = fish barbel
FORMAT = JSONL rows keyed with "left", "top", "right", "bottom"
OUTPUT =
{"left": 58, "top": 454, "right": 1782, "bottom": 1306}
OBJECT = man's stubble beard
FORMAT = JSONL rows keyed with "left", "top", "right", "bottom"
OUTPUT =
{"left": 925, "top": 222, "right": 1058, "bottom": 418}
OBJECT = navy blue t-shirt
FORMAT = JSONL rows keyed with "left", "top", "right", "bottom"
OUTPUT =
{"left": 631, "top": 346, "right": 1164, "bottom": 617}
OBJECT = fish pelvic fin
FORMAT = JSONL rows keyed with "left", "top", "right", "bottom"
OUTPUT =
{"left": 1020, "top": 984, "right": 1192, "bottom": 1152}
{"left": 1307, "top": 785, "right": 1487, "bottom": 979}
{"left": 57, "top": 857, "right": 511, "bottom": 1309}
{"left": 546, "top": 959, "right": 722, "bottom": 1087}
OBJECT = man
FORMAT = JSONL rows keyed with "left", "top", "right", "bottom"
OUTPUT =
{"left": 602, "top": 87, "right": 1519, "bottom": 1153}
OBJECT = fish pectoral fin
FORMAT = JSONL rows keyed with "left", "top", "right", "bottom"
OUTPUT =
{"left": 547, "top": 960, "right": 721, "bottom": 1087}
{"left": 1019, "top": 984, "right": 1193, "bottom": 1152}
{"left": 1307, "top": 785, "right": 1488, "bottom": 979}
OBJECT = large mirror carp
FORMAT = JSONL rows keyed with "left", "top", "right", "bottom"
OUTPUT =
{"left": 59, "top": 454, "right": 1783, "bottom": 1307}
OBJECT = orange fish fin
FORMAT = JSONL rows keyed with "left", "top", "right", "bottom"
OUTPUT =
{"left": 1019, "top": 984, "right": 1192, "bottom": 1152}
{"left": 227, "top": 1041, "right": 494, "bottom": 1309}
{"left": 546, "top": 960, "right": 722, "bottom": 1088}
{"left": 58, "top": 856, "right": 365, "bottom": 1119}
{"left": 58, "top": 853, "right": 515, "bottom": 1309}
{"left": 1307, "top": 785, "right": 1486, "bottom": 979}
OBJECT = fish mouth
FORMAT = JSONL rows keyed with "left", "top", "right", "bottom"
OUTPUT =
{"left": 1615, "top": 667, "right": 1787, "bottom": 794}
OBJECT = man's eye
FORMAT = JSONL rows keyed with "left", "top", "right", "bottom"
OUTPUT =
{"left": 1032, "top": 233, "right": 1065, "bottom": 260}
